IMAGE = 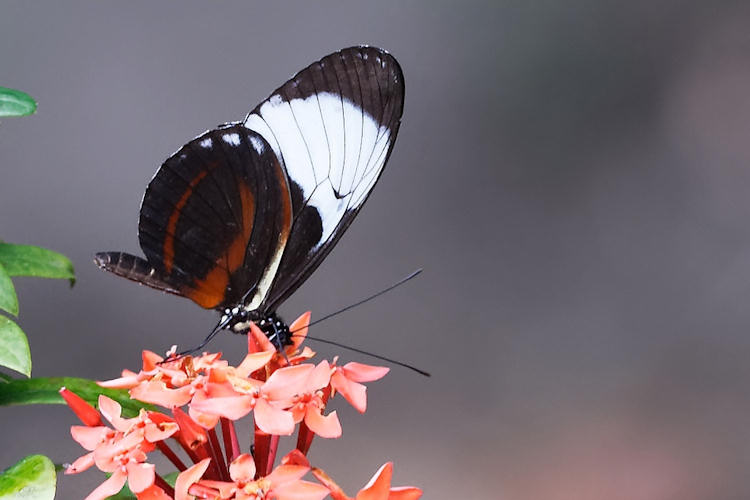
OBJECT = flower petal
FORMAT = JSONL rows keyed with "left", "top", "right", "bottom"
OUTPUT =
{"left": 144, "top": 421, "right": 178, "bottom": 442}
{"left": 307, "top": 360, "right": 332, "bottom": 391}
{"left": 142, "top": 350, "right": 165, "bottom": 370}
{"left": 262, "top": 364, "right": 315, "bottom": 401}
{"left": 185, "top": 390, "right": 221, "bottom": 429}
{"left": 144, "top": 412, "right": 179, "bottom": 442}
{"left": 97, "top": 371, "right": 142, "bottom": 388}
{"left": 175, "top": 458, "right": 211, "bottom": 500}
{"left": 136, "top": 484, "right": 173, "bottom": 500}
{"left": 305, "top": 408, "right": 341, "bottom": 439}
{"left": 70, "top": 426, "right": 109, "bottom": 451}
{"left": 288, "top": 311, "right": 311, "bottom": 350}
{"left": 249, "top": 321, "right": 276, "bottom": 353}
{"left": 331, "top": 371, "right": 368, "bottom": 413}
{"left": 281, "top": 450, "right": 311, "bottom": 468}
{"left": 65, "top": 452, "right": 95, "bottom": 475}
{"left": 235, "top": 350, "right": 275, "bottom": 378}
{"left": 341, "top": 362, "right": 389, "bottom": 383}
{"left": 266, "top": 464, "right": 309, "bottom": 485}
{"left": 188, "top": 405, "right": 221, "bottom": 429}
{"left": 98, "top": 395, "right": 127, "bottom": 431}
{"left": 84, "top": 469, "right": 128, "bottom": 500}
{"left": 127, "top": 462, "right": 156, "bottom": 493}
{"left": 190, "top": 394, "right": 255, "bottom": 421}
{"left": 355, "top": 463, "right": 392, "bottom": 500}
{"left": 229, "top": 453, "right": 256, "bottom": 483}
{"left": 254, "top": 398, "right": 296, "bottom": 435}
{"left": 131, "top": 380, "right": 193, "bottom": 408}
{"left": 273, "top": 479, "right": 330, "bottom": 500}
{"left": 311, "top": 467, "right": 349, "bottom": 500}
{"left": 388, "top": 487, "right": 423, "bottom": 500}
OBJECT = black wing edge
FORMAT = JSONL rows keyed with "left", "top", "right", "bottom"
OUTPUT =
{"left": 94, "top": 251, "right": 183, "bottom": 296}
{"left": 244, "top": 45, "right": 405, "bottom": 125}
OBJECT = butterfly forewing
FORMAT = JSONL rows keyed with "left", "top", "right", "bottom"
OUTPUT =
{"left": 243, "top": 46, "right": 404, "bottom": 312}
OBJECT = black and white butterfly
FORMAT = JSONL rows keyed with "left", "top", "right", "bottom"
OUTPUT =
{"left": 95, "top": 46, "right": 405, "bottom": 347}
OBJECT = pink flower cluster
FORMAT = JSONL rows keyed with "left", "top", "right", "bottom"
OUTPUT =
{"left": 62, "top": 312, "right": 422, "bottom": 500}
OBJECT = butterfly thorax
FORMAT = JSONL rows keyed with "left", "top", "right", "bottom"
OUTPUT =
{"left": 221, "top": 307, "right": 292, "bottom": 347}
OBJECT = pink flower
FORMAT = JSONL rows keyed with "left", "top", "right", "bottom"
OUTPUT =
{"left": 330, "top": 359, "right": 389, "bottom": 413}
{"left": 65, "top": 395, "right": 178, "bottom": 500}
{"left": 266, "top": 360, "right": 342, "bottom": 439}
{"left": 65, "top": 309, "right": 421, "bottom": 500}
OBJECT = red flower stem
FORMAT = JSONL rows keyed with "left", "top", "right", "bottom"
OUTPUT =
{"left": 173, "top": 436, "right": 204, "bottom": 467}
{"left": 221, "top": 417, "right": 240, "bottom": 463}
{"left": 207, "top": 427, "right": 230, "bottom": 481}
{"left": 156, "top": 441, "right": 187, "bottom": 471}
{"left": 172, "top": 407, "right": 215, "bottom": 475}
{"left": 254, "top": 425, "right": 271, "bottom": 478}
{"left": 296, "top": 420, "right": 315, "bottom": 455}
{"left": 266, "top": 434, "right": 280, "bottom": 473}
{"left": 154, "top": 473, "right": 175, "bottom": 497}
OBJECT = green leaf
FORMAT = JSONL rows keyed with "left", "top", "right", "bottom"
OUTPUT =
{"left": 0, "top": 317, "right": 30, "bottom": 377}
{"left": 0, "top": 263, "right": 18, "bottom": 316}
{"left": 0, "top": 376, "right": 153, "bottom": 417}
{"left": 0, "top": 87, "right": 37, "bottom": 118}
{"left": 0, "top": 243, "right": 75, "bottom": 286}
{"left": 0, "top": 455, "right": 56, "bottom": 500}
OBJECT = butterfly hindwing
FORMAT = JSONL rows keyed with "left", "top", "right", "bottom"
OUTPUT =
{"left": 243, "top": 46, "right": 405, "bottom": 312}
{"left": 133, "top": 124, "right": 291, "bottom": 309}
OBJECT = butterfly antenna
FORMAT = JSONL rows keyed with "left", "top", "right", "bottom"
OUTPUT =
{"left": 299, "top": 334, "right": 431, "bottom": 376}
{"left": 171, "top": 314, "right": 232, "bottom": 359}
{"left": 289, "top": 268, "right": 430, "bottom": 377}
{"left": 299, "top": 268, "right": 423, "bottom": 331}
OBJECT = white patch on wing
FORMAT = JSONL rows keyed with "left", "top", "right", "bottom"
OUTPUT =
{"left": 288, "top": 95, "right": 330, "bottom": 185}
{"left": 199, "top": 138, "right": 213, "bottom": 149}
{"left": 222, "top": 132, "right": 241, "bottom": 147}
{"left": 310, "top": 180, "right": 349, "bottom": 245}
{"left": 243, "top": 117, "right": 279, "bottom": 156}
{"left": 249, "top": 135, "right": 265, "bottom": 155}
{"left": 244, "top": 92, "right": 391, "bottom": 249}
{"left": 337, "top": 94, "right": 364, "bottom": 195}
{"left": 247, "top": 94, "right": 316, "bottom": 195}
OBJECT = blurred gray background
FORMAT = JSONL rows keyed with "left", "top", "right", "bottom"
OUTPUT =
{"left": 2, "top": 1, "right": 750, "bottom": 498}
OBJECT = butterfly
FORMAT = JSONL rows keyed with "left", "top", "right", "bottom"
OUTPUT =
{"left": 94, "top": 46, "right": 404, "bottom": 349}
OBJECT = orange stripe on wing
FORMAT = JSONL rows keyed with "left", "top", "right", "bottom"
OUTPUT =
{"left": 186, "top": 180, "right": 256, "bottom": 309}
{"left": 227, "top": 181, "right": 255, "bottom": 272}
{"left": 163, "top": 170, "right": 209, "bottom": 274}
